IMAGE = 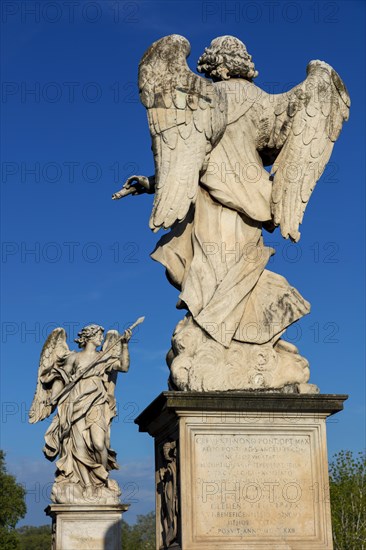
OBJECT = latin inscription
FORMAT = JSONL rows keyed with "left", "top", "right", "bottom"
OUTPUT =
{"left": 193, "top": 432, "right": 317, "bottom": 539}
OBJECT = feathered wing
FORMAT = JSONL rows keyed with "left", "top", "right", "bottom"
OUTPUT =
{"left": 102, "top": 330, "right": 123, "bottom": 358}
{"left": 268, "top": 60, "right": 350, "bottom": 241}
{"left": 29, "top": 328, "right": 70, "bottom": 424}
{"left": 139, "top": 34, "right": 227, "bottom": 232}
{"left": 102, "top": 330, "right": 123, "bottom": 414}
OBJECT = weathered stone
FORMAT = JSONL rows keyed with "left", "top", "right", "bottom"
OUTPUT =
{"left": 46, "top": 504, "right": 129, "bottom": 550}
{"left": 113, "top": 34, "right": 350, "bottom": 392}
{"left": 136, "top": 392, "right": 347, "bottom": 549}
{"left": 29, "top": 318, "right": 144, "bottom": 504}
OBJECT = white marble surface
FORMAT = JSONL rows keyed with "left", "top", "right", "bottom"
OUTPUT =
{"left": 113, "top": 34, "right": 350, "bottom": 393}
{"left": 47, "top": 504, "right": 128, "bottom": 550}
{"left": 178, "top": 411, "right": 333, "bottom": 549}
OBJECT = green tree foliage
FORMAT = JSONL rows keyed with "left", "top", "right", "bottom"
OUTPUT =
{"left": 330, "top": 450, "right": 366, "bottom": 550}
{"left": 14, "top": 514, "right": 155, "bottom": 550}
{"left": 0, "top": 450, "right": 26, "bottom": 550}
{"left": 122, "top": 511, "right": 155, "bottom": 550}
{"left": 17, "top": 525, "right": 51, "bottom": 550}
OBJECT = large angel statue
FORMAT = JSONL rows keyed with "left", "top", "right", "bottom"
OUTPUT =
{"left": 29, "top": 318, "right": 144, "bottom": 504}
{"left": 113, "top": 35, "right": 349, "bottom": 393}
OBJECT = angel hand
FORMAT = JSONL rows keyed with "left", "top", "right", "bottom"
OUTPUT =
{"left": 122, "top": 328, "right": 132, "bottom": 343}
{"left": 112, "top": 175, "right": 155, "bottom": 200}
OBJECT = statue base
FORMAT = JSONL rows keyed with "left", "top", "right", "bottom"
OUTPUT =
{"left": 135, "top": 391, "right": 347, "bottom": 550}
{"left": 45, "top": 503, "right": 129, "bottom": 550}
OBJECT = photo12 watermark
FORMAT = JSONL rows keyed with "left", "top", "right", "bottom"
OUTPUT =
{"left": 1, "top": 1, "right": 140, "bottom": 25}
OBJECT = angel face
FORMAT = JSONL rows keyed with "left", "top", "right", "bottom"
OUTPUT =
{"left": 89, "top": 330, "right": 104, "bottom": 347}
{"left": 197, "top": 35, "right": 258, "bottom": 82}
{"left": 74, "top": 324, "right": 105, "bottom": 348}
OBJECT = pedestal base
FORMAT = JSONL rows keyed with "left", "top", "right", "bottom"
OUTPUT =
{"left": 135, "top": 392, "right": 347, "bottom": 550}
{"left": 46, "top": 503, "right": 129, "bottom": 550}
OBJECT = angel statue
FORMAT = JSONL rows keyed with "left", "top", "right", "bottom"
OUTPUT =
{"left": 29, "top": 317, "right": 144, "bottom": 504}
{"left": 113, "top": 35, "right": 350, "bottom": 393}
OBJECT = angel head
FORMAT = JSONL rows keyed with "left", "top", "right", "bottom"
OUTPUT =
{"left": 197, "top": 35, "right": 258, "bottom": 82}
{"left": 74, "top": 324, "right": 105, "bottom": 348}
{"left": 163, "top": 441, "right": 176, "bottom": 462}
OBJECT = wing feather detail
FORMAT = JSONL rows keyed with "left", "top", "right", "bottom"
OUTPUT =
{"left": 269, "top": 60, "right": 350, "bottom": 241}
{"left": 29, "top": 328, "right": 70, "bottom": 424}
{"left": 102, "top": 330, "right": 123, "bottom": 356}
{"left": 139, "top": 35, "right": 227, "bottom": 231}
{"left": 101, "top": 330, "right": 123, "bottom": 403}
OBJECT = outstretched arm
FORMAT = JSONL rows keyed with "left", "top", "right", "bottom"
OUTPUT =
{"left": 112, "top": 175, "right": 155, "bottom": 200}
{"left": 119, "top": 342, "right": 130, "bottom": 372}
{"left": 113, "top": 329, "right": 132, "bottom": 372}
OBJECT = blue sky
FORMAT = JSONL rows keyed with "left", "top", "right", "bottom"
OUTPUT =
{"left": 1, "top": 0, "right": 365, "bottom": 526}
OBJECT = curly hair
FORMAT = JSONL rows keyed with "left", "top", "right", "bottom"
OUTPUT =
{"left": 197, "top": 36, "right": 258, "bottom": 82}
{"left": 74, "top": 324, "right": 104, "bottom": 348}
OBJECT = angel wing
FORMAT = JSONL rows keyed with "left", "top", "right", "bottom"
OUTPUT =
{"left": 102, "top": 330, "right": 123, "bottom": 359}
{"left": 29, "top": 328, "right": 70, "bottom": 424}
{"left": 139, "top": 34, "right": 227, "bottom": 232}
{"left": 267, "top": 60, "right": 350, "bottom": 241}
{"left": 101, "top": 330, "right": 124, "bottom": 414}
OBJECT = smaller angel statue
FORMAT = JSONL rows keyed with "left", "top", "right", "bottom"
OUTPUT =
{"left": 29, "top": 317, "right": 144, "bottom": 504}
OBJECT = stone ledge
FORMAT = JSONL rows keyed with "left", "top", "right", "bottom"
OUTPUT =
{"left": 135, "top": 391, "right": 348, "bottom": 435}
{"left": 45, "top": 503, "right": 129, "bottom": 515}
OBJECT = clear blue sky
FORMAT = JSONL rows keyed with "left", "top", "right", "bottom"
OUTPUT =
{"left": 1, "top": 0, "right": 365, "bottom": 526}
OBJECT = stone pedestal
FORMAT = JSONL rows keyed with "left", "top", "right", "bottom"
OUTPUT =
{"left": 46, "top": 503, "right": 129, "bottom": 550}
{"left": 135, "top": 392, "right": 347, "bottom": 550}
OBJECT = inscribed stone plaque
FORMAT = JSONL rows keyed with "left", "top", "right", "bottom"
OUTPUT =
{"left": 194, "top": 431, "right": 317, "bottom": 540}
{"left": 179, "top": 414, "right": 333, "bottom": 549}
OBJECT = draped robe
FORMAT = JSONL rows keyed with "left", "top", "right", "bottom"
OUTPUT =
{"left": 151, "top": 79, "right": 310, "bottom": 347}
{"left": 43, "top": 357, "right": 118, "bottom": 487}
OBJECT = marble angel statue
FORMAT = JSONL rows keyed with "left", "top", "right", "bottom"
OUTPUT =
{"left": 29, "top": 318, "right": 144, "bottom": 503}
{"left": 113, "top": 35, "right": 349, "bottom": 393}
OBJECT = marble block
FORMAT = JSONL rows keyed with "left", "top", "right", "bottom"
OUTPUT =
{"left": 135, "top": 392, "right": 347, "bottom": 550}
{"left": 46, "top": 503, "right": 129, "bottom": 550}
